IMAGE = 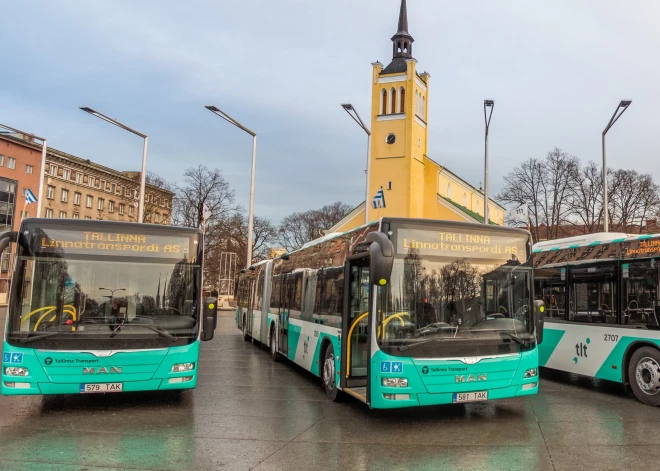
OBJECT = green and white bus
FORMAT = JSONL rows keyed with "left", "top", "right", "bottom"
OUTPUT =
{"left": 534, "top": 232, "right": 660, "bottom": 406}
{"left": 236, "top": 218, "right": 543, "bottom": 409}
{"left": 2, "top": 219, "right": 217, "bottom": 396}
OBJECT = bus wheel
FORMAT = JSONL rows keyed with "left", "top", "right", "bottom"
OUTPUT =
{"left": 629, "top": 347, "right": 660, "bottom": 406}
{"left": 242, "top": 316, "right": 249, "bottom": 342}
{"left": 269, "top": 328, "right": 279, "bottom": 362}
{"left": 322, "top": 344, "right": 341, "bottom": 402}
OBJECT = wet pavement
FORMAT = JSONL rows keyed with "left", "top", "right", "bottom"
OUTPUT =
{"left": 2, "top": 309, "right": 660, "bottom": 470}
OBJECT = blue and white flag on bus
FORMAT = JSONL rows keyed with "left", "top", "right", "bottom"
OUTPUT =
{"left": 25, "top": 189, "right": 37, "bottom": 205}
{"left": 372, "top": 187, "right": 386, "bottom": 209}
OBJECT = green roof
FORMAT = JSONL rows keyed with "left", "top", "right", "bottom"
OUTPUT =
{"left": 440, "top": 196, "right": 498, "bottom": 225}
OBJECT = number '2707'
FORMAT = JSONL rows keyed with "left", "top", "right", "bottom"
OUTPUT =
{"left": 604, "top": 334, "right": 619, "bottom": 342}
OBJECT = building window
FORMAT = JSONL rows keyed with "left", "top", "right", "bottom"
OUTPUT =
{"left": 129, "top": 205, "right": 134, "bottom": 216}
{"left": 1, "top": 250, "right": 9, "bottom": 272}
{"left": 111, "top": 183, "right": 116, "bottom": 193}
{"left": 61, "top": 189, "right": 68, "bottom": 203}
{"left": 88, "top": 176, "right": 94, "bottom": 187}
{"left": 98, "top": 198, "right": 104, "bottom": 210}
{"left": 154, "top": 213, "right": 160, "bottom": 224}
{"left": 390, "top": 88, "right": 396, "bottom": 114}
{"left": 47, "top": 186, "right": 55, "bottom": 199}
{"left": 76, "top": 173, "right": 82, "bottom": 184}
{"left": 50, "top": 165, "right": 57, "bottom": 176}
{"left": 25, "top": 165, "right": 33, "bottom": 174}
{"left": 86, "top": 195, "right": 93, "bottom": 208}
{"left": 45, "top": 208, "right": 53, "bottom": 218}
{"left": 7, "top": 158, "right": 16, "bottom": 170}
{"left": 85, "top": 216, "right": 92, "bottom": 220}
{"left": 63, "top": 169, "right": 70, "bottom": 180}
{"left": 74, "top": 192, "right": 81, "bottom": 206}
{"left": 59, "top": 211, "right": 67, "bottom": 219}
{"left": 73, "top": 213, "right": 80, "bottom": 219}
{"left": 381, "top": 89, "right": 387, "bottom": 115}
{"left": 119, "top": 203, "right": 125, "bottom": 215}
{"left": 109, "top": 201, "right": 115, "bottom": 213}
{"left": 399, "top": 87, "right": 405, "bottom": 113}
{"left": 447, "top": 184, "right": 451, "bottom": 199}
{"left": 0, "top": 155, "right": 4, "bottom": 166}
{"left": 463, "top": 193, "right": 467, "bottom": 206}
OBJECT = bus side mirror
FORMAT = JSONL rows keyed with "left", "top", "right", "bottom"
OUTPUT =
{"left": 534, "top": 300, "right": 545, "bottom": 344}
{"left": 367, "top": 232, "right": 394, "bottom": 287}
{"left": 201, "top": 297, "right": 217, "bottom": 341}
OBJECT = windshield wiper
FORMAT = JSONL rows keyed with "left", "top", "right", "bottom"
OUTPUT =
{"left": 398, "top": 336, "right": 464, "bottom": 352}
{"left": 498, "top": 331, "right": 531, "bottom": 347}
{"left": 113, "top": 323, "right": 178, "bottom": 342}
{"left": 16, "top": 332, "right": 62, "bottom": 343}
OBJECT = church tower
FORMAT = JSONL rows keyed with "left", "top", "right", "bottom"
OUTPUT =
{"left": 368, "top": 0, "right": 430, "bottom": 220}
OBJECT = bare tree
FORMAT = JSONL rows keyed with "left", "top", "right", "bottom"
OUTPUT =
{"left": 566, "top": 161, "right": 604, "bottom": 234}
{"left": 539, "top": 148, "right": 580, "bottom": 238}
{"left": 497, "top": 157, "right": 546, "bottom": 242}
{"left": 172, "top": 165, "right": 239, "bottom": 229}
{"left": 277, "top": 202, "right": 352, "bottom": 252}
{"left": 608, "top": 169, "right": 660, "bottom": 232}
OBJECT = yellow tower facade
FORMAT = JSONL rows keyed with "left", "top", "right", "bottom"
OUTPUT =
{"left": 329, "top": 0, "right": 506, "bottom": 234}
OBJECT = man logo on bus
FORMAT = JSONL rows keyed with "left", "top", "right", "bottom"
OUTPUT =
{"left": 573, "top": 338, "right": 590, "bottom": 364}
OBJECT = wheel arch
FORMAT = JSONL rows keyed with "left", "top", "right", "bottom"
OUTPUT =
{"left": 622, "top": 340, "right": 660, "bottom": 388}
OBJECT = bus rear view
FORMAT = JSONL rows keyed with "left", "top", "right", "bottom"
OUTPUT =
{"left": 2, "top": 219, "right": 216, "bottom": 396}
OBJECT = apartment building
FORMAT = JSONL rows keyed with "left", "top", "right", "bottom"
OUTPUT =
{"left": 0, "top": 133, "right": 45, "bottom": 301}
{"left": 43, "top": 149, "right": 174, "bottom": 224}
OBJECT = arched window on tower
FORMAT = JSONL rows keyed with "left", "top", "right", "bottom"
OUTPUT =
{"left": 399, "top": 87, "right": 406, "bottom": 114}
{"left": 422, "top": 96, "right": 426, "bottom": 118}
{"left": 404, "top": 42, "right": 408, "bottom": 54}
{"left": 397, "top": 42, "right": 402, "bottom": 54}
{"left": 391, "top": 88, "right": 397, "bottom": 114}
{"left": 381, "top": 89, "right": 387, "bottom": 115}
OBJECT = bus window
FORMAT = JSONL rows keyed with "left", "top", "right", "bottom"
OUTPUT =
{"left": 624, "top": 261, "right": 657, "bottom": 326}
{"left": 535, "top": 267, "right": 566, "bottom": 320}
{"left": 568, "top": 263, "right": 617, "bottom": 324}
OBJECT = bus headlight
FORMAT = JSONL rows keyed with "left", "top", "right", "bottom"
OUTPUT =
{"left": 382, "top": 377, "right": 408, "bottom": 387}
{"left": 4, "top": 367, "right": 29, "bottom": 377}
{"left": 524, "top": 368, "right": 538, "bottom": 378}
{"left": 171, "top": 363, "right": 195, "bottom": 373}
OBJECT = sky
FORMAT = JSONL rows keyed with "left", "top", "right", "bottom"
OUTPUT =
{"left": 2, "top": 0, "right": 660, "bottom": 223}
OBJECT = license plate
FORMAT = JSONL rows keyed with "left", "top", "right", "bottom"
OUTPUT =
{"left": 452, "top": 391, "right": 488, "bottom": 403}
{"left": 80, "top": 383, "right": 123, "bottom": 394}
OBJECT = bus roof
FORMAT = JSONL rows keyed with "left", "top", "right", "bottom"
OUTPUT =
{"left": 532, "top": 232, "right": 629, "bottom": 252}
{"left": 19, "top": 218, "right": 203, "bottom": 235}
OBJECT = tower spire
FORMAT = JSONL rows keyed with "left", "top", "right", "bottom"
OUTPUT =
{"left": 383, "top": 0, "right": 414, "bottom": 73}
{"left": 397, "top": 0, "right": 409, "bottom": 36}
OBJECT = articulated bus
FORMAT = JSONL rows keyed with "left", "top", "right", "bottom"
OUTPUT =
{"left": 1, "top": 219, "right": 217, "bottom": 396}
{"left": 534, "top": 232, "right": 660, "bottom": 406}
{"left": 236, "top": 218, "right": 543, "bottom": 409}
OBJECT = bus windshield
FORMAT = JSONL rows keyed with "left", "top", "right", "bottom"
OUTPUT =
{"left": 376, "top": 222, "right": 533, "bottom": 358}
{"left": 6, "top": 222, "right": 202, "bottom": 350}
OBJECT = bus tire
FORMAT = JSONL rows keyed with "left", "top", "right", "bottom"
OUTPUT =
{"left": 269, "top": 327, "right": 279, "bottom": 362}
{"left": 242, "top": 315, "right": 249, "bottom": 342}
{"left": 628, "top": 347, "right": 660, "bottom": 406}
{"left": 322, "top": 343, "right": 341, "bottom": 402}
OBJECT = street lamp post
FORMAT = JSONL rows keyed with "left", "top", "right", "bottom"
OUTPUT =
{"left": 602, "top": 100, "right": 632, "bottom": 233}
{"left": 80, "top": 107, "right": 148, "bottom": 223}
{"left": 205, "top": 105, "right": 257, "bottom": 267}
{"left": 341, "top": 104, "right": 371, "bottom": 225}
{"left": 0, "top": 123, "right": 47, "bottom": 217}
{"left": 483, "top": 100, "right": 494, "bottom": 225}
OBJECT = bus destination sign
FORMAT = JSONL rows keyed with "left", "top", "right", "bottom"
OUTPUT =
{"left": 37, "top": 230, "right": 194, "bottom": 259}
{"left": 396, "top": 229, "right": 527, "bottom": 261}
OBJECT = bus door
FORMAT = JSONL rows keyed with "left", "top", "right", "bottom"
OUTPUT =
{"left": 341, "top": 258, "right": 371, "bottom": 404}
{"left": 278, "top": 274, "right": 293, "bottom": 357}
